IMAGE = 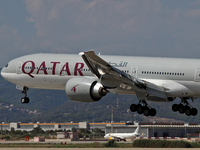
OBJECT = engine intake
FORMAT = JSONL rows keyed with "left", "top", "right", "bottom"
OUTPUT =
{"left": 65, "top": 77, "right": 107, "bottom": 102}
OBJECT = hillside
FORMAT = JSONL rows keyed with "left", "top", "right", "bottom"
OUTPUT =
{"left": 0, "top": 69, "right": 200, "bottom": 123}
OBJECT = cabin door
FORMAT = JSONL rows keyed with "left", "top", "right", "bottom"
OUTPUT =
{"left": 195, "top": 68, "right": 200, "bottom": 82}
{"left": 16, "top": 61, "right": 22, "bottom": 74}
{"left": 131, "top": 66, "right": 138, "bottom": 77}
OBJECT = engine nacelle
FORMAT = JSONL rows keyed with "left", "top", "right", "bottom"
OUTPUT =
{"left": 65, "top": 77, "right": 107, "bottom": 102}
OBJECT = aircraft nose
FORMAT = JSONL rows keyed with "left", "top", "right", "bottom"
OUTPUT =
{"left": 1, "top": 67, "right": 7, "bottom": 79}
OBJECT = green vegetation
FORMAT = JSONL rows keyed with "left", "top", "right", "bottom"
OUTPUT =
{"left": 1, "top": 127, "right": 59, "bottom": 140}
{"left": 1, "top": 126, "right": 105, "bottom": 141}
{"left": 132, "top": 139, "right": 192, "bottom": 148}
{"left": 104, "top": 139, "right": 116, "bottom": 147}
{"left": 0, "top": 140, "right": 200, "bottom": 148}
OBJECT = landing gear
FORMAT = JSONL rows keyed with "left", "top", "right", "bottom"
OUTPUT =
{"left": 130, "top": 100, "right": 156, "bottom": 116}
{"left": 21, "top": 97, "right": 29, "bottom": 103}
{"left": 21, "top": 86, "right": 30, "bottom": 104}
{"left": 172, "top": 98, "right": 198, "bottom": 116}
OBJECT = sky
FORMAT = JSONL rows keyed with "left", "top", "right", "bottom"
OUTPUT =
{"left": 0, "top": 0, "right": 200, "bottom": 67}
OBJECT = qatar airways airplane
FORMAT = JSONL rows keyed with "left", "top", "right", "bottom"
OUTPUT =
{"left": 1, "top": 51, "right": 200, "bottom": 116}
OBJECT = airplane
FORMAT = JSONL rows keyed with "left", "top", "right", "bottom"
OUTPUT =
{"left": 104, "top": 125, "right": 143, "bottom": 141}
{"left": 1, "top": 50, "right": 200, "bottom": 117}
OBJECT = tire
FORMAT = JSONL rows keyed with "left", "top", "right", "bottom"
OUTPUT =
{"left": 143, "top": 106, "right": 150, "bottom": 116}
{"left": 172, "top": 104, "right": 178, "bottom": 112}
{"left": 150, "top": 108, "right": 156, "bottom": 116}
{"left": 137, "top": 104, "right": 144, "bottom": 114}
{"left": 25, "top": 97, "right": 30, "bottom": 103}
{"left": 21, "top": 97, "right": 25, "bottom": 103}
{"left": 178, "top": 104, "right": 185, "bottom": 114}
{"left": 130, "top": 104, "right": 137, "bottom": 112}
{"left": 191, "top": 108, "right": 198, "bottom": 116}
{"left": 185, "top": 106, "right": 191, "bottom": 116}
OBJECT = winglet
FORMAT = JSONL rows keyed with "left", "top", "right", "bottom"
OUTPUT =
{"left": 79, "top": 52, "right": 84, "bottom": 56}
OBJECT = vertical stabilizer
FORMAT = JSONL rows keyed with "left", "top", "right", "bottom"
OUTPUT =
{"left": 133, "top": 125, "right": 140, "bottom": 134}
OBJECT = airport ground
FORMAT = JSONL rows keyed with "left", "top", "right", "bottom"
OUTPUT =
{"left": 0, "top": 147, "right": 197, "bottom": 150}
{"left": 0, "top": 139, "right": 200, "bottom": 149}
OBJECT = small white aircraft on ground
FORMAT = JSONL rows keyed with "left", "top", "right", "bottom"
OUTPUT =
{"left": 104, "top": 125, "right": 143, "bottom": 141}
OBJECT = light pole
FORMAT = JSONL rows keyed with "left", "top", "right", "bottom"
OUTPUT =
{"left": 153, "top": 121, "right": 156, "bottom": 137}
{"left": 111, "top": 107, "right": 114, "bottom": 133}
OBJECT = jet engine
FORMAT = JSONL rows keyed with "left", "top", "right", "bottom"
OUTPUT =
{"left": 65, "top": 77, "right": 107, "bottom": 102}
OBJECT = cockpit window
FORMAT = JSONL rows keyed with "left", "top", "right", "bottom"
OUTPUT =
{"left": 5, "top": 64, "right": 8, "bottom": 67}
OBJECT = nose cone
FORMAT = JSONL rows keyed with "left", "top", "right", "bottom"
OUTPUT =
{"left": 104, "top": 134, "right": 108, "bottom": 139}
{"left": 1, "top": 67, "right": 8, "bottom": 80}
{"left": 1, "top": 68, "right": 5, "bottom": 77}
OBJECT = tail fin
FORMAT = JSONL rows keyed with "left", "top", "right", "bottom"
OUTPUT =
{"left": 133, "top": 125, "right": 140, "bottom": 134}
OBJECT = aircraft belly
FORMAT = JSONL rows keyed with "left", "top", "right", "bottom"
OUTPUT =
{"left": 143, "top": 79, "right": 198, "bottom": 97}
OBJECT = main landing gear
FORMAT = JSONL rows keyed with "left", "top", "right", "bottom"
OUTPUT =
{"left": 21, "top": 87, "right": 30, "bottom": 104}
{"left": 130, "top": 100, "right": 156, "bottom": 116}
{"left": 172, "top": 98, "right": 198, "bottom": 116}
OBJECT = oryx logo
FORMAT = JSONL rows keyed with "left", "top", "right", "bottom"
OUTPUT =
{"left": 71, "top": 84, "right": 79, "bottom": 93}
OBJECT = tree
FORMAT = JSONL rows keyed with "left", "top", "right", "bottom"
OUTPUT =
{"left": 30, "top": 127, "right": 44, "bottom": 134}
{"left": 72, "top": 127, "right": 77, "bottom": 132}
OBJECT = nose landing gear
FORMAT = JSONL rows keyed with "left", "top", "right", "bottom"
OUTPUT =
{"left": 21, "top": 87, "right": 30, "bottom": 104}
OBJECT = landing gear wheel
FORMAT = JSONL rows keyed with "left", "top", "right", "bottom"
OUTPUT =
{"left": 21, "top": 97, "right": 30, "bottom": 104}
{"left": 172, "top": 104, "right": 178, "bottom": 112}
{"left": 130, "top": 104, "right": 138, "bottom": 112}
{"left": 137, "top": 104, "right": 144, "bottom": 114}
{"left": 178, "top": 104, "right": 185, "bottom": 114}
{"left": 21, "top": 97, "right": 26, "bottom": 103}
{"left": 191, "top": 108, "right": 198, "bottom": 116}
{"left": 143, "top": 106, "right": 150, "bottom": 116}
{"left": 21, "top": 86, "right": 30, "bottom": 104}
{"left": 25, "top": 97, "right": 29, "bottom": 103}
{"left": 185, "top": 106, "right": 191, "bottom": 116}
{"left": 150, "top": 108, "right": 156, "bottom": 116}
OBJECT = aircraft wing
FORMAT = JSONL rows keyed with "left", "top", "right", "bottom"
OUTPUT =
{"left": 80, "top": 51, "right": 169, "bottom": 100}
{"left": 110, "top": 135, "right": 125, "bottom": 139}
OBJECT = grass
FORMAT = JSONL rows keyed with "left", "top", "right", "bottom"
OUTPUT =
{"left": 0, "top": 140, "right": 200, "bottom": 148}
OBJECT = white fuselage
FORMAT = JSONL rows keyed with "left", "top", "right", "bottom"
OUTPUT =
{"left": 104, "top": 132, "right": 140, "bottom": 140}
{"left": 1, "top": 53, "right": 200, "bottom": 98}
